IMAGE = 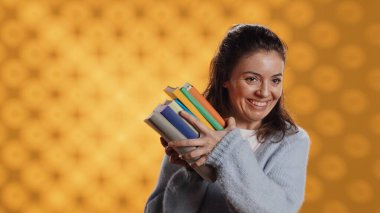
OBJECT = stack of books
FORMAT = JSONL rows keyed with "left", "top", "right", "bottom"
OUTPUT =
{"left": 145, "top": 82, "right": 225, "bottom": 182}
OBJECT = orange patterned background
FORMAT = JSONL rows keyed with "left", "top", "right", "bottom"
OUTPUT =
{"left": 0, "top": 0, "right": 379, "bottom": 212}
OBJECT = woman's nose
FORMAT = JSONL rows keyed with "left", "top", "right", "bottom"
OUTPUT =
{"left": 255, "top": 82, "right": 270, "bottom": 97}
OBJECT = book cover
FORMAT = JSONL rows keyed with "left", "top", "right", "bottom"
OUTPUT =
{"left": 165, "top": 100, "right": 197, "bottom": 133}
{"left": 188, "top": 84, "right": 226, "bottom": 128}
{"left": 164, "top": 86, "right": 213, "bottom": 129}
{"left": 174, "top": 99, "right": 194, "bottom": 116}
{"left": 145, "top": 111, "right": 215, "bottom": 182}
{"left": 180, "top": 83, "right": 224, "bottom": 131}
{"left": 144, "top": 119, "right": 170, "bottom": 142}
{"left": 156, "top": 104, "right": 199, "bottom": 139}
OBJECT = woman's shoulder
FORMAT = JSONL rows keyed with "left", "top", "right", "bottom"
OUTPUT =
{"left": 267, "top": 124, "right": 310, "bottom": 148}
{"left": 280, "top": 125, "right": 311, "bottom": 149}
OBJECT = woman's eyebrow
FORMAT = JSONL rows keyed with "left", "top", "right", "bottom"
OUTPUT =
{"left": 272, "top": 73, "right": 283, "bottom": 77}
{"left": 242, "top": 71, "right": 260, "bottom": 75}
{"left": 242, "top": 71, "right": 283, "bottom": 77}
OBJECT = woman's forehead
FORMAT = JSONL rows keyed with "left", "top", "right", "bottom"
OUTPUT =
{"left": 232, "top": 51, "right": 285, "bottom": 77}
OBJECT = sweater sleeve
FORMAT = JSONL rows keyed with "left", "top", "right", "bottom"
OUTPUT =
{"left": 206, "top": 128, "right": 310, "bottom": 213}
{"left": 145, "top": 155, "right": 209, "bottom": 213}
{"left": 144, "top": 155, "right": 181, "bottom": 212}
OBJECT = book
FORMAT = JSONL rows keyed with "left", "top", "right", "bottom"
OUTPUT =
{"left": 187, "top": 84, "right": 226, "bottom": 128}
{"left": 156, "top": 104, "right": 199, "bottom": 139}
{"left": 180, "top": 83, "right": 224, "bottom": 131}
{"left": 145, "top": 110, "right": 215, "bottom": 182}
{"left": 164, "top": 100, "right": 197, "bottom": 133}
{"left": 144, "top": 119, "right": 170, "bottom": 142}
{"left": 164, "top": 86, "right": 214, "bottom": 129}
{"left": 174, "top": 99, "right": 194, "bottom": 117}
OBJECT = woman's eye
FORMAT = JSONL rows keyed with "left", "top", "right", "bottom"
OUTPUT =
{"left": 245, "top": 77, "right": 258, "bottom": 83}
{"left": 273, "top": 78, "right": 282, "bottom": 84}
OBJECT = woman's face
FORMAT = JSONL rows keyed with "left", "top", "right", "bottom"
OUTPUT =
{"left": 224, "top": 50, "right": 284, "bottom": 129}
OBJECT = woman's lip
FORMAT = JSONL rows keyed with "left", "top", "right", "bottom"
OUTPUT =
{"left": 247, "top": 99, "right": 271, "bottom": 108}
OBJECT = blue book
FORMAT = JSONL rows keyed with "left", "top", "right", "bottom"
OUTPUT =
{"left": 174, "top": 99, "right": 195, "bottom": 117}
{"left": 157, "top": 104, "right": 199, "bottom": 139}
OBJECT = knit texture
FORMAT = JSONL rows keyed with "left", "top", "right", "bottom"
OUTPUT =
{"left": 145, "top": 126, "right": 310, "bottom": 213}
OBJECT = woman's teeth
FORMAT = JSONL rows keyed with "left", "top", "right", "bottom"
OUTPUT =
{"left": 248, "top": 99, "right": 268, "bottom": 107}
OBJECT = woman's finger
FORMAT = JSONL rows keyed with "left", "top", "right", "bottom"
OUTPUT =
{"left": 165, "top": 146, "right": 176, "bottom": 156}
{"left": 160, "top": 137, "right": 168, "bottom": 147}
{"left": 181, "top": 147, "right": 208, "bottom": 161}
{"left": 169, "top": 154, "right": 189, "bottom": 167}
{"left": 168, "top": 138, "right": 204, "bottom": 148}
{"left": 190, "top": 156, "right": 207, "bottom": 167}
{"left": 225, "top": 117, "right": 236, "bottom": 131}
{"left": 180, "top": 110, "right": 210, "bottom": 134}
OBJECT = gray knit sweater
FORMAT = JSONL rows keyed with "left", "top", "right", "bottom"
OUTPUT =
{"left": 145, "top": 127, "right": 310, "bottom": 213}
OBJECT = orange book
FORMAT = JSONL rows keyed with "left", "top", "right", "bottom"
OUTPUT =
{"left": 164, "top": 86, "right": 213, "bottom": 129}
{"left": 188, "top": 86, "right": 226, "bottom": 128}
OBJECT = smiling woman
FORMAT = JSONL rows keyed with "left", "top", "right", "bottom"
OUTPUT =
{"left": 145, "top": 24, "right": 311, "bottom": 213}
{"left": 223, "top": 51, "right": 284, "bottom": 131}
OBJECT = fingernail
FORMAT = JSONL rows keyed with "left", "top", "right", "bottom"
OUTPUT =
{"left": 168, "top": 142, "right": 174, "bottom": 147}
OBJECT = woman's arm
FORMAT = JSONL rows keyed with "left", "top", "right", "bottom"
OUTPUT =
{"left": 206, "top": 128, "right": 310, "bottom": 213}
{"left": 144, "top": 155, "right": 181, "bottom": 212}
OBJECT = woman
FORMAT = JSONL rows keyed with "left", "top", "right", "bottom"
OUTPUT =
{"left": 145, "top": 24, "right": 310, "bottom": 213}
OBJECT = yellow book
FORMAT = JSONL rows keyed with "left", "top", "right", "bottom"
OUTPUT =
{"left": 164, "top": 86, "right": 213, "bottom": 129}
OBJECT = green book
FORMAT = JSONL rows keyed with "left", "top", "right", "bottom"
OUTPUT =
{"left": 180, "top": 83, "right": 224, "bottom": 131}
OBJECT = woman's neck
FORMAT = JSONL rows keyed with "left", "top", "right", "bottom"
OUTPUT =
{"left": 235, "top": 118, "right": 261, "bottom": 130}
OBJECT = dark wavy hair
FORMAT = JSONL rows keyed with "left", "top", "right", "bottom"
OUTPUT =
{"left": 204, "top": 24, "right": 298, "bottom": 143}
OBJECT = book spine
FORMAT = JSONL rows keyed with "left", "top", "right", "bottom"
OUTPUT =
{"left": 148, "top": 112, "right": 196, "bottom": 154}
{"left": 188, "top": 86, "right": 226, "bottom": 128}
{"left": 160, "top": 106, "right": 199, "bottom": 139}
{"left": 165, "top": 86, "right": 213, "bottom": 129}
{"left": 167, "top": 101, "right": 198, "bottom": 134}
{"left": 144, "top": 119, "right": 170, "bottom": 142}
{"left": 180, "top": 87, "right": 224, "bottom": 131}
{"left": 174, "top": 99, "right": 194, "bottom": 117}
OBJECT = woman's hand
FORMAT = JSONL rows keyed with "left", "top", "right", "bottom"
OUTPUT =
{"left": 168, "top": 111, "right": 236, "bottom": 168}
{"left": 160, "top": 137, "right": 192, "bottom": 169}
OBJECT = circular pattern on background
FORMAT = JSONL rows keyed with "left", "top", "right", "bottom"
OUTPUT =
{"left": 1, "top": 60, "right": 28, "bottom": 88}
{"left": 366, "top": 24, "right": 380, "bottom": 46}
{"left": 1, "top": 100, "right": 28, "bottom": 129}
{"left": 0, "top": 0, "right": 378, "bottom": 212}
{"left": 318, "top": 154, "right": 347, "bottom": 180}
{"left": 346, "top": 180, "right": 373, "bottom": 203}
{"left": 312, "top": 65, "right": 342, "bottom": 92}
{"left": 284, "top": 1, "right": 314, "bottom": 27}
{"left": 287, "top": 85, "right": 319, "bottom": 115}
{"left": 0, "top": 123, "right": 5, "bottom": 144}
{"left": 288, "top": 42, "right": 317, "bottom": 71}
{"left": 308, "top": 130, "right": 322, "bottom": 158}
{"left": 17, "top": 1, "right": 48, "bottom": 27}
{"left": 370, "top": 113, "right": 380, "bottom": 135}
{"left": 373, "top": 159, "right": 380, "bottom": 180}
{"left": 367, "top": 68, "right": 380, "bottom": 91}
{"left": 339, "top": 89, "right": 368, "bottom": 114}
{"left": 309, "top": 21, "right": 340, "bottom": 48}
{"left": 1, "top": 141, "right": 28, "bottom": 170}
{"left": 338, "top": 45, "right": 366, "bottom": 70}
{"left": 336, "top": 1, "right": 363, "bottom": 24}
{"left": 321, "top": 200, "right": 348, "bottom": 213}
{"left": 314, "top": 110, "right": 345, "bottom": 136}
{"left": 269, "top": 20, "right": 293, "bottom": 43}
{"left": 305, "top": 175, "right": 323, "bottom": 202}
{"left": 1, "top": 182, "right": 28, "bottom": 212}
{"left": 0, "top": 20, "right": 27, "bottom": 46}
{"left": 0, "top": 165, "right": 6, "bottom": 188}
{"left": 343, "top": 134, "right": 370, "bottom": 158}
{"left": 0, "top": 43, "right": 5, "bottom": 64}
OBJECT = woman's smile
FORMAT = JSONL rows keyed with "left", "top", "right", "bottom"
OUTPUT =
{"left": 224, "top": 50, "right": 284, "bottom": 129}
